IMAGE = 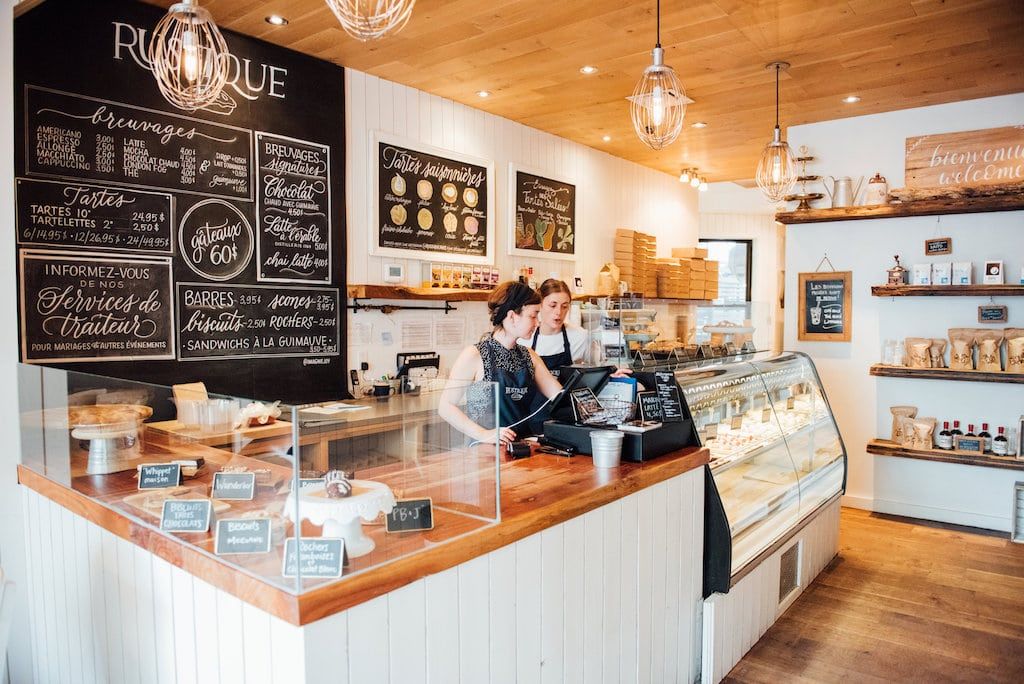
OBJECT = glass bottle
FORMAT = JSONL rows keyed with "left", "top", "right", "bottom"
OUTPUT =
{"left": 965, "top": 424, "right": 977, "bottom": 438}
{"left": 936, "top": 421, "right": 953, "bottom": 450}
{"left": 978, "top": 423, "right": 992, "bottom": 453}
{"left": 950, "top": 420, "right": 963, "bottom": 438}
{"left": 993, "top": 427, "right": 1009, "bottom": 456}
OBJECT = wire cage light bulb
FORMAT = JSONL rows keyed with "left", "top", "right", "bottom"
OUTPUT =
{"left": 755, "top": 61, "right": 798, "bottom": 201}
{"left": 149, "top": 0, "right": 229, "bottom": 111}
{"left": 629, "top": 46, "right": 687, "bottom": 150}
{"left": 325, "top": 0, "right": 417, "bottom": 42}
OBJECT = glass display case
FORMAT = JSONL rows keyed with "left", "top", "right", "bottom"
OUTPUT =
{"left": 671, "top": 351, "right": 846, "bottom": 593}
{"left": 17, "top": 363, "right": 500, "bottom": 593}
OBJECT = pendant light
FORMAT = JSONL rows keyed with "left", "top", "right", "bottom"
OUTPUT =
{"left": 325, "top": 0, "right": 417, "bottom": 42}
{"left": 149, "top": 0, "right": 230, "bottom": 111}
{"left": 755, "top": 61, "right": 798, "bottom": 202}
{"left": 628, "top": 0, "right": 686, "bottom": 150}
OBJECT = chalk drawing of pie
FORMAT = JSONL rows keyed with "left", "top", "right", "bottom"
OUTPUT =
{"left": 417, "top": 180, "right": 433, "bottom": 200}
{"left": 441, "top": 183, "right": 458, "bottom": 203}
{"left": 390, "top": 174, "right": 406, "bottom": 196}
{"left": 464, "top": 216, "right": 480, "bottom": 236}
{"left": 417, "top": 208, "right": 433, "bottom": 230}
{"left": 463, "top": 187, "right": 479, "bottom": 207}
{"left": 390, "top": 204, "right": 407, "bottom": 225}
{"left": 443, "top": 212, "right": 458, "bottom": 234}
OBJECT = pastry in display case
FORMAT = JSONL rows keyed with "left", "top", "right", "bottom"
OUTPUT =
{"left": 18, "top": 364, "right": 500, "bottom": 590}
{"left": 672, "top": 351, "right": 847, "bottom": 593}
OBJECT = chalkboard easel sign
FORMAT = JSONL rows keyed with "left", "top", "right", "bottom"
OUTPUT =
{"left": 385, "top": 498, "right": 434, "bottom": 533}
{"left": 508, "top": 164, "right": 576, "bottom": 261}
{"left": 637, "top": 391, "right": 664, "bottom": 422}
{"left": 372, "top": 131, "right": 494, "bottom": 265}
{"left": 798, "top": 271, "right": 852, "bottom": 342}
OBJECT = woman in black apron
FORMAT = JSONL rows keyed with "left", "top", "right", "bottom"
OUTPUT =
{"left": 438, "top": 282, "right": 563, "bottom": 445}
{"left": 523, "top": 278, "right": 586, "bottom": 379}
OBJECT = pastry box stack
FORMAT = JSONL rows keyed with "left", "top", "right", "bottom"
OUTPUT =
{"left": 615, "top": 228, "right": 657, "bottom": 296}
{"left": 671, "top": 247, "right": 720, "bottom": 300}
{"left": 655, "top": 258, "right": 693, "bottom": 298}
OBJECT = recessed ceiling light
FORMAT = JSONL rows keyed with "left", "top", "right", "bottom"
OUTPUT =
{"left": 579, "top": 65, "right": 598, "bottom": 75}
{"left": 477, "top": 90, "right": 491, "bottom": 98}
{"left": 265, "top": 14, "right": 289, "bottom": 26}
{"left": 602, "top": 135, "right": 612, "bottom": 142}
{"left": 691, "top": 121, "right": 708, "bottom": 128}
{"left": 843, "top": 95, "right": 861, "bottom": 104}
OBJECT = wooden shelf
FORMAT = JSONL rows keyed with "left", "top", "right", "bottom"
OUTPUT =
{"left": 869, "top": 364, "right": 1024, "bottom": 384}
{"left": 346, "top": 284, "right": 709, "bottom": 305}
{"left": 867, "top": 439, "right": 1024, "bottom": 471}
{"left": 775, "top": 195, "right": 1024, "bottom": 225}
{"left": 870, "top": 284, "right": 1024, "bottom": 297}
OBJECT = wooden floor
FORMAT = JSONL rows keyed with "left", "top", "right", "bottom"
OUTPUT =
{"left": 725, "top": 507, "right": 1024, "bottom": 683}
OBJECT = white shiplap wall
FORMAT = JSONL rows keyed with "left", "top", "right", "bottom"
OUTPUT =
{"left": 22, "top": 465, "right": 705, "bottom": 683}
{"left": 345, "top": 69, "right": 699, "bottom": 382}
{"left": 701, "top": 498, "right": 841, "bottom": 684}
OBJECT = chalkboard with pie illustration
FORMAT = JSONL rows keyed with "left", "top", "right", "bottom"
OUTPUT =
{"left": 508, "top": 164, "right": 576, "bottom": 260}
{"left": 373, "top": 132, "right": 494, "bottom": 265}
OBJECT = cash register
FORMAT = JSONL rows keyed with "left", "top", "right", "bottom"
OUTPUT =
{"left": 542, "top": 365, "right": 698, "bottom": 462}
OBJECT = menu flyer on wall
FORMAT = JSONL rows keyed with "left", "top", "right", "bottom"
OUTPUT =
{"left": 176, "top": 283, "right": 340, "bottom": 360}
{"left": 14, "top": 0, "right": 347, "bottom": 400}
{"left": 374, "top": 132, "right": 494, "bottom": 264}
{"left": 19, "top": 250, "right": 175, "bottom": 363}
{"left": 509, "top": 165, "right": 576, "bottom": 260}
{"left": 255, "top": 132, "right": 332, "bottom": 283}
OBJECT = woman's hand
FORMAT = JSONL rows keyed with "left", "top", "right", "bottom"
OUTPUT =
{"left": 611, "top": 367, "right": 633, "bottom": 378}
{"left": 479, "top": 426, "right": 517, "bottom": 446}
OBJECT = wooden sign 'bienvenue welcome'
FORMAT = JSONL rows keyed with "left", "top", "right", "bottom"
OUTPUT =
{"left": 905, "top": 125, "right": 1024, "bottom": 189}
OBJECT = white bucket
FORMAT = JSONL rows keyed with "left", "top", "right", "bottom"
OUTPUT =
{"left": 590, "top": 430, "right": 624, "bottom": 468}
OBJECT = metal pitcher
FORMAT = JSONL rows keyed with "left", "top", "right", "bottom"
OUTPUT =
{"left": 823, "top": 176, "right": 863, "bottom": 208}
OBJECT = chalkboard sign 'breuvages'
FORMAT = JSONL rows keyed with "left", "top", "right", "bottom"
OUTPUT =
{"left": 798, "top": 271, "right": 852, "bottom": 342}
{"left": 372, "top": 131, "right": 494, "bottom": 264}
{"left": 508, "top": 164, "right": 576, "bottom": 260}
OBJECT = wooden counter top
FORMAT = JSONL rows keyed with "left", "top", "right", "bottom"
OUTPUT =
{"left": 19, "top": 443, "right": 708, "bottom": 626}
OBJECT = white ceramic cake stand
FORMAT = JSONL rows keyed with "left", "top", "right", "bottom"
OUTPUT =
{"left": 285, "top": 480, "right": 396, "bottom": 558}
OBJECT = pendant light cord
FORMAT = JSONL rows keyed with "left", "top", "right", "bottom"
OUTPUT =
{"left": 656, "top": 0, "right": 661, "bottom": 48}
{"left": 775, "top": 63, "right": 780, "bottom": 128}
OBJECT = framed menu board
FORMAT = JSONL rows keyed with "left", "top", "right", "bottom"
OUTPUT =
{"left": 372, "top": 132, "right": 494, "bottom": 264}
{"left": 508, "top": 164, "right": 576, "bottom": 260}
{"left": 14, "top": 0, "right": 347, "bottom": 403}
{"left": 798, "top": 271, "right": 852, "bottom": 342}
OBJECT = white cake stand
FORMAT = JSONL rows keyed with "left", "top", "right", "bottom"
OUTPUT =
{"left": 284, "top": 480, "right": 396, "bottom": 558}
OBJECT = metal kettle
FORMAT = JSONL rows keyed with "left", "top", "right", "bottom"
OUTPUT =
{"left": 823, "top": 175, "right": 863, "bottom": 208}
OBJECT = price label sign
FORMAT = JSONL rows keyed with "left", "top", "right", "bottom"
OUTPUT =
{"left": 637, "top": 391, "right": 664, "bottom": 422}
{"left": 212, "top": 472, "right": 256, "bottom": 500}
{"left": 281, "top": 538, "right": 344, "bottom": 578}
{"left": 386, "top": 498, "right": 434, "bottom": 533}
{"left": 214, "top": 518, "right": 272, "bottom": 555}
{"left": 138, "top": 463, "right": 181, "bottom": 490}
{"left": 160, "top": 500, "right": 211, "bottom": 533}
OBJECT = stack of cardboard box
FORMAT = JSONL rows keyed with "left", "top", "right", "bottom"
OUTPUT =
{"left": 655, "top": 258, "right": 692, "bottom": 298}
{"left": 671, "top": 247, "right": 720, "bottom": 300}
{"left": 614, "top": 229, "right": 657, "bottom": 296}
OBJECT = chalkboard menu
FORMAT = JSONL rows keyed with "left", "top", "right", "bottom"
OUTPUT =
{"left": 653, "top": 372, "right": 684, "bottom": 423}
{"left": 798, "top": 271, "right": 852, "bottom": 342}
{"left": 374, "top": 133, "right": 493, "bottom": 264}
{"left": 510, "top": 166, "right": 576, "bottom": 259}
{"left": 14, "top": 0, "right": 347, "bottom": 402}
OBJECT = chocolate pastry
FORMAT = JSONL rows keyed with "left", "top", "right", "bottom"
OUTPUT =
{"left": 324, "top": 470, "right": 353, "bottom": 498}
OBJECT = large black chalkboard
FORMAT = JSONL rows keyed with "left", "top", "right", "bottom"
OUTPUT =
{"left": 376, "top": 137, "right": 490, "bottom": 261}
{"left": 511, "top": 168, "right": 575, "bottom": 258}
{"left": 798, "top": 272, "right": 852, "bottom": 342}
{"left": 14, "top": 0, "right": 347, "bottom": 402}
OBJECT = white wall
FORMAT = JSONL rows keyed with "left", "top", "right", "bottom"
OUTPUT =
{"left": 784, "top": 93, "right": 1024, "bottom": 531}
{"left": 345, "top": 70, "right": 700, "bottom": 385}
{"left": 699, "top": 182, "right": 778, "bottom": 216}
{"left": 0, "top": 1, "right": 30, "bottom": 681}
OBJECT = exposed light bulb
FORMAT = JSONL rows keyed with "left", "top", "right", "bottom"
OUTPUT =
{"left": 651, "top": 84, "right": 665, "bottom": 126}
{"left": 690, "top": 175, "right": 700, "bottom": 188}
{"left": 699, "top": 178, "right": 708, "bottom": 192}
{"left": 679, "top": 169, "right": 691, "bottom": 183}
{"left": 181, "top": 29, "right": 199, "bottom": 82}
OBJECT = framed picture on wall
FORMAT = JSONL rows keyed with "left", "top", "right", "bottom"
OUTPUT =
{"left": 370, "top": 131, "right": 495, "bottom": 265}
{"left": 797, "top": 271, "right": 852, "bottom": 342}
{"left": 507, "top": 163, "right": 577, "bottom": 261}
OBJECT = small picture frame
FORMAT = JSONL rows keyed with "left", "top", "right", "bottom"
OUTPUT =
{"left": 924, "top": 236, "right": 952, "bottom": 255}
{"left": 954, "top": 435, "right": 984, "bottom": 454}
{"left": 983, "top": 260, "right": 1004, "bottom": 284}
{"left": 977, "top": 304, "right": 1008, "bottom": 324}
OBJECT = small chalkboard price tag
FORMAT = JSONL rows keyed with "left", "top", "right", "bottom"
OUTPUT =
{"left": 603, "top": 343, "right": 627, "bottom": 360}
{"left": 212, "top": 472, "right": 256, "bottom": 500}
{"left": 160, "top": 499, "right": 212, "bottom": 533}
{"left": 977, "top": 304, "right": 1008, "bottom": 323}
{"left": 281, "top": 538, "right": 344, "bottom": 578}
{"left": 697, "top": 344, "right": 715, "bottom": 359}
{"left": 214, "top": 518, "right": 273, "bottom": 555}
{"left": 924, "top": 237, "right": 952, "bottom": 255}
{"left": 138, "top": 464, "right": 181, "bottom": 490}
{"left": 636, "top": 349, "right": 656, "bottom": 365}
{"left": 298, "top": 478, "right": 325, "bottom": 491}
{"left": 954, "top": 435, "right": 984, "bottom": 454}
{"left": 570, "top": 387, "right": 603, "bottom": 422}
{"left": 386, "top": 498, "right": 435, "bottom": 533}
{"left": 637, "top": 391, "right": 664, "bottom": 422}
{"left": 653, "top": 371, "right": 683, "bottom": 423}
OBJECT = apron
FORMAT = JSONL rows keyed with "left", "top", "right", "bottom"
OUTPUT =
{"left": 494, "top": 362, "right": 539, "bottom": 434}
{"left": 523, "top": 326, "right": 573, "bottom": 434}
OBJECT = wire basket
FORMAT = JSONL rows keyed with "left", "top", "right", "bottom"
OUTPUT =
{"left": 582, "top": 399, "right": 636, "bottom": 426}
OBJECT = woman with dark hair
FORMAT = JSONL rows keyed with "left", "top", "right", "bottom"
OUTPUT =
{"left": 439, "top": 281, "right": 563, "bottom": 445}
{"left": 518, "top": 278, "right": 589, "bottom": 378}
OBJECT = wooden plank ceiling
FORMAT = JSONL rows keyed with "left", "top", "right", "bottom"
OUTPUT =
{"left": 146, "top": 0, "right": 1024, "bottom": 182}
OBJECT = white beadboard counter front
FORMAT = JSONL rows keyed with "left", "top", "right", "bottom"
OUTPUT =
{"left": 19, "top": 445, "right": 709, "bottom": 683}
